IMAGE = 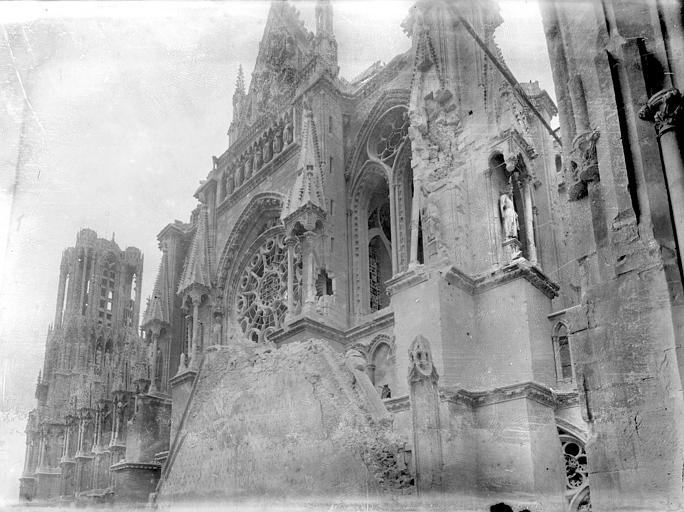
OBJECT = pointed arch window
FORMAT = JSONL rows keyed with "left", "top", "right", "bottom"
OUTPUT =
{"left": 349, "top": 104, "right": 427, "bottom": 318}
{"left": 553, "top": 322, "right": 573, "bottom": 382}
{"left": 98, "top": 255, "right": 117, "bottom": 327}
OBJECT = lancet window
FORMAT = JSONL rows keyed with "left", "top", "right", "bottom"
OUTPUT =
{"left": 553, "top": 322, "right": 573, "bottom": 382}
{"left": 350, "top": 104, "right": 421, "bottom": 318}
{"left": 81, "top": 249, "right": 93, "bottom": 316}
{"left": 99, "top": 255, "right": 117, "bottom": 327}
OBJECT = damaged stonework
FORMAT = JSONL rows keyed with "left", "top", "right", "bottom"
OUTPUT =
{"left": 156, "top": 339, "right": 412, "bottom": 504}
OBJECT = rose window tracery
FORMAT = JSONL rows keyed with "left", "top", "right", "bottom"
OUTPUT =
{"left": 236, "top": 233, "right": 301, "bottom": 343}
{"left": 376, "top": 114, "right": 409, "bottom": 161}
{"left": 559, "top": 429, "right": 591, "bottom": 511}
{"left": 367, "top": 106, "right": 410, "bottom": 167}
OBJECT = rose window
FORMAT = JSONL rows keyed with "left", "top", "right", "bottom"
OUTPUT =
{"left": 367, "top": 106, "right": 409, "bottom": 167}
{"left": 559, "top": 429, "right": 591, "bottom": 511}
{"left": 376, "top": 114, "right": 409, "bottom": 161}
{"left": 236, "top": 233, "right": 301, "bottom": 343}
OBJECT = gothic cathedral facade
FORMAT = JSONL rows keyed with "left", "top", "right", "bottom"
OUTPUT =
{"left": 21, "top": 1, "right": 684, "bottom": 511}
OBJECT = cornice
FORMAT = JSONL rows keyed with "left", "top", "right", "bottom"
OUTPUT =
{"left": 110, "top": 461, "right": 161, "bottom": 472}
{"left": 556, "top": 391, "right": 580, "bottom": 408}
{"left": 443, "top": 260, "right": 559, "bottom": 299}
{"left": 384, "top": 395, "right": 410, "bottom": 413}
{"left": 386, "top": 266, "right": 429, "bottom": 296}
{"left": 271, "top": 316, "right": 346, "bottom": 346}
{"left": 169, "top": 369, "right": 197, "bottom": 389}
{"left": 345, "top": 310, "right": 395, "bottom": 339}
{"left": 383, "top": 382, "right": 578, "bottom": 414}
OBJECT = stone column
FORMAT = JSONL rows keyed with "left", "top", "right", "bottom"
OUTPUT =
{"left": 37, "top": 428, "right": 47, "bottom": 470}
{"left": 62, "top": 416, "right": 73, "bottom": 461}
{"left": 78, "top": 252, "right": 89, "bottom": 314}
{"left": 640, "top": 88, "right": 684, "bottom": 257}
{"left": 54, "top": 268, "right": 67, "bottom": 326}
{"left": 301, "top": 231, "right": 317, "bottom": 314}
{"left": 520, "top": 174, "right": 538, "bottom": 264}
{"left": 183, "top": 313, "right": 192, "bottom": 366}
{"left": 409, "top": 179, "right": 422, "bottom": 268}
{"left": 408, "top": 335, "right": 443, "bottom": 494}
{"left": 389, "top": 175, "right": 399, "bottom": 274}
{"left": 285, "top": 236, "right": 297, "bottom": 316}
{"left": 189, "top": 292, "right": 202, "bottom": 370}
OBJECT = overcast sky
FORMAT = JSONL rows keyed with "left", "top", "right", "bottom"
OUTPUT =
{"left": 0, "top": 0, "right": 553, "bottom": 412}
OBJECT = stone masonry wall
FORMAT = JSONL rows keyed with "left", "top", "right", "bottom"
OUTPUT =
{"left": 157, "top": 339, "right": 410, "bottom": 504}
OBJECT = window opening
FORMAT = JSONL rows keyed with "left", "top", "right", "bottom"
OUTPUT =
{"left": 236, "top": 233, "right": 302, "bottom": 343}
{"left": 554, "top": 323, "right": 573, "bottom": 381}
{"left": 558, "top": 428, "right": 591, "bottom": 511}
{"left": 316, "top": 269, "right": 333, "bottom": 297}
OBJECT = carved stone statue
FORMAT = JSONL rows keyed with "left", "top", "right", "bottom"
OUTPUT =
{"left": 244, "top": 152, "right": 253, "bottom": 179}
{"left": 407, "top": 335, "right": 442, "bottom": 491}
{"left": 344, "top": 344, "right": 367, "bottom": 373}
{"left": 273, "top": 129, "right": 282, "bottom": 154}
{"left": 499, "top": 193, "right": 519, "bottom": 239}
{"left": 408, "top": 335, "right": 439, "bottom": 384}
{"left": 262, "top": 139, "right": 272, "bottom": 163}
{"left": 284, "top": 122, "right": 293, "bottom": 145}
{"left": 254, "top": 145, "right": 263, "bottom": 171}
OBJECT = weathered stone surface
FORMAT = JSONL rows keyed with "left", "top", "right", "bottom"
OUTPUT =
{"left": 157, "top": 339, "right": 409, "bottom": 503}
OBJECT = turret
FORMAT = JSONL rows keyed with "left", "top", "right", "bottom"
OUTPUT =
{"left": 314, "top": 0, "right": 338, "bottom": 75}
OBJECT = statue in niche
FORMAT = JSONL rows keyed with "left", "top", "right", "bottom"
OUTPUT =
{"left": 254, "top": 145, "right": 263, "bottom": 171}
{"left": 284, "top": 122, "right": 293, "bottom": 145}
{"left": 244, "top": 152, "right": 253, "bottom": 179}
{"left": 273, "top": 128, "right": 283, "bottom": 154}
{"left": 263, "top": 138, "right": 272, "bottom": 163}
{"left": 499, "top": 193, "right": 519, "bottom": 239}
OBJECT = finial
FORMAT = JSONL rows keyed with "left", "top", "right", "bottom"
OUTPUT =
{"left": 235, "top": 65, "right": 245, "bottom": 95}
{"left": 112, "top": 232, "right": 116, "bottom": 243}
{"left": 315, "top": 0, "right": 334, "bottom": 36}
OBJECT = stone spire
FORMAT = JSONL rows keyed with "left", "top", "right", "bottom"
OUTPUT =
{"left": 177, "top": 204, "right": 212, "bottom": 296}
{"left": 142, "top": 248, "right": 170, "bottom": 327}
{"left": 235, "top": 64, "right": 245, "bottom": 95}
{"left": 315, "top": 0, "right": 334, "bottom": 36}
{"left": 232, "top": 64, "right": 246, "bottom": 125}
{"left": 314, "top": 0, "right": 338, "bottom": 75}
{"left": 281, "top": 106, "right": 327, "bottom": 230}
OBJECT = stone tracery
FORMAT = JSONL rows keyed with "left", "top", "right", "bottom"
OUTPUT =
{"left": 558, "top": 428, "right": 591, "bottom": 511}
{"left": 235, "top": 232, "right": 302, "bottom": 343}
